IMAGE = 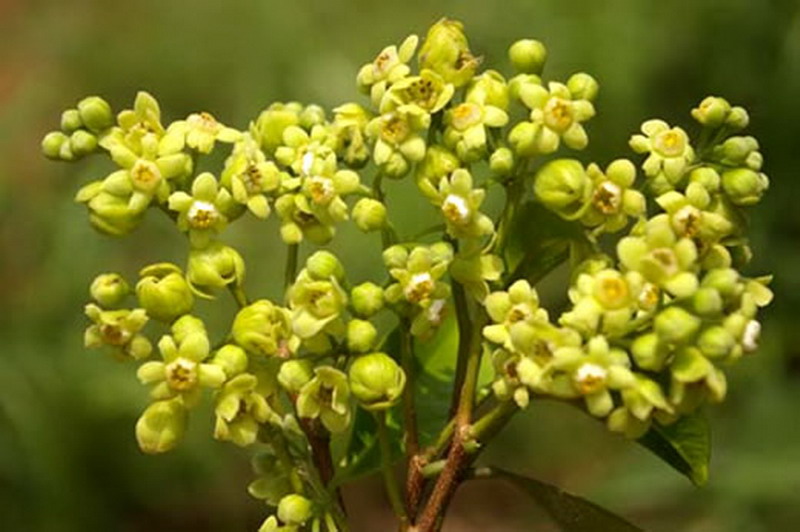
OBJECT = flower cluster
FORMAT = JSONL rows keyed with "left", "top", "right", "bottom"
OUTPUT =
{"left": 44, "top": 18, "right": 772, "bottom": 531}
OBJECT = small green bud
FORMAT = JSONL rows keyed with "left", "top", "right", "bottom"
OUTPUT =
{"left": 69, "top": 130, "right": 98, "bottom": 157}
{"left": 382, "top": 245, "right": 409, "bottom": 269}
{"left": 186, "top": 242, "right": 246, "bottom": 299}
{"left": 692, "top": 287, "right": 723, "bottom": 316}
{"left": 508, "top": 39, "right": 547, "bottom": 75}
{"left": 567, "top": 72, "right": 599, "bottom": 101}
{"left": 725, "top": 106, "right": 749, "bottom": 130}
{"left": 299, "top": 104, "right": 326, "bottom": 129}
{"left": 698, "top": 326, "right": 736, "bottom": 359}
{"left": 135, "top": 399, "right": 187, "bottom": 454}
{"left": 278, "top": 359, "right": 314, "bottom": 393}
{"left": 347, "top": 319, "right": 377, "bottom": 353}
{"left": 305, "top": 250, "right": 344, "bottom": 281}
{"left": 136, "top": 263, "right": 195, "bottom": 323}
{"left": 489, "top": 147, "right": 514, "bottom": 175}
{"left": 60, "top": 109, "right": 83, "bottom": 132}
{"left": 533, "top": 159, "right": 592, "bottom": 218}
{"left": 691, "top": 96, "right": 731, "bottom": 128}
{"left": 348, "top": 352, "right": 406, "bottom": 411}
{"left": 655, "top": 306, "right": 701, "bottom": 344}
{"left": 90, "top": 273, "right": 130, "bottom": 307}
{"left": 41, "top": 131, "right": 69, "bottom": 160}
{"left": 352, "top": 198, "right": 387, "bottom": 232}
{"left": 212, "top": 344, "right": 249, "bottom": 378}
{"left": 351, "top": 282, "right": 385, "bottom": 318}
{"left": 232, "top": 300, "right": 294, "bottom": 357}
{"left": 721, "top": 168, "right": 769, "bottom": 206}
{"left": 77, "top": 96, "right": 114, "bottom": 133}
{"left": 701, "top": 268, "right": 740, "bottom": 297}
{"left": 631, "top": 333, "right": 668, "bottom": 371}
{"left": 277, "top": 494, "right": 313, "bottom": 525}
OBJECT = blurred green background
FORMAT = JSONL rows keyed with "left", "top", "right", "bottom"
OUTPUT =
{"left": 1, "top": 0, "right": 799, "bottom": 530}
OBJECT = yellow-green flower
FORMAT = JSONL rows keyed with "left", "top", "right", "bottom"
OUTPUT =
{"left": 366, "top": 105, "right": 429, "bottom": 178}
{"left": 84, "top": 304, "right": 152, "bottom": 360}
{"left": 380, "top": 69, "right": 455, "bottom": 114}
{"left": 168, "top": 112, "right": 241, "bottom": 154}
{"left": 357, "top": 34, "right": 419, "bottom": 107}
{"left": 629, "top": 119, "right": 695, "bottom": 193}
{"left": 168, "top": 173, "right": 233, "bottom": 248}
{"left": 296, "top": 366, "right": 351, "bottom": 433}
{"left": 136, "top": 315, "right": 226, "bottom": 407}
{"left": 510, "top": 81, "right": 595, "bottom": 155}
{"left": 443, "top": 99, "right": 508, "bottom": 162}
{"left": 221, "top": 134, "right": 285, "bottom": 219}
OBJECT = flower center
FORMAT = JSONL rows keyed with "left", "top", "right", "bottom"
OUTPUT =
{"left": 166, "top": 357, "right": 198, "bottom": 391}
{"left": 405, "top": 272, "right": 434, "bottom": 304}
{"left": 243, "top": 165, "right": 263, "bottom": 193}
{"left": 188, "top": 200, "right": 220, "bottom": 229}
{"left": 374, "top": 49, "right": 398, "bottom": 77}
{"left": 188, "top": 112, "right": 220, "bottom": 134}
{"left": 595, "top": 275, "right": 630, "bottom": 310}
{"left": 638, "top": 283, "right": 660, "bottom": 311}
{"left": 308, "top": 176, "right": 335, "bottom": 204}
{"left": 441, "top": 194, "right": 471, "bottom": 225}
{"left": 100, "top": 323, "right": 130, "bottom": 346}
{"left": 451, "top": 103, "right": 482, "bottom": 130}
{"left": 654, "top": 129, "right": 686, "bottom": 158}
{"left": 130, "top": 159, "right": 162, "bottom": 193}
{"left": 673, "top": 205, "right": 702, "bottom": 237}
{"left": 574, "top": 362, "right": 607, "bottom": 394}
{"left": 381, "top": 114, "right": 411, "bottom": 144}
{"left": 592, "top": 181, "right": 622, "bottom": 215}
{"left": 650, "top": 248, "right": 679, "bottom": 277}
{"left": 407, "top": 77, "right": 438, "bottom": 109}
{"left": 543, "top": 98, "right": 574, "bottom": 132}
{"left": 507, "top": 304, "right": 532, "bottom": 324}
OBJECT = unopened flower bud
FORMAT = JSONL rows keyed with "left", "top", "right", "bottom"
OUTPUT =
{"left": 41, "top": 131, "right": 69, "bottom": 160}
{"left": 61, "top": 109, "right": 83, "bottom": 132}
{"left": 278, "top": 359, "right": 314, "bottom": 393}
{"left": 212, "top": 344, "right": 249, "bottom": 378}
{"left": 489, "top": 147, "right": 514, "bottom": 175}
{"left": 352, "top": 198, "right": 387, "bottom": 232}
{"left": 698, "top": 326, "right": 736, "bottom": 359}
{"left": 135, "top": 399, "right": 187, "bottom": 454}
{"left": 136, "top": 263, "right": 195, "bottom": 322}
{"left": 691, "top": 96, "right": 731, "bottom": 128}
{"left": 382, "top": 245, "right": 408, "bottom": 269}
{"left": 655, "top": 306, "right": 701, "bottom": 344}
{"left": 725, "top": 106, "right": 749, "bottom": 130}
{"left": 692, "top": 287, "right": 723, "bottom": 317}
{"left": 232, "top": 299, "right": 294, "bottom": 357}
{"left": 77, "top": 96, "right": 114, "bottom": 133}
{"left": 299, "top": 104, "right": 326, "bottom": 129}
{"left": 351, "top": 282, "right": 385, "bottom": 318}
{"left": 347, "top": 319, "right": 377, "bottom": 353}
{"left": 277, "top": 494, "right": 313, "bottom": 525}
{"left": 305, "top": 250, "right": 345, "bottom": 281}
{"left": 186, "top": 242, "right": 245, "bottom": 298}
{"left": 348, "top": 352, "right": 406, "bottom": 411}
{"left": 721, "top": 168, "right": 768, "bottom": 206}
{"left": 567, "top": 72, "right": 599, "bottom": 101}
{"left": 90, "top": 272, "right": 130, "bottom": 307}
{"left": 533, "top": 159, "right": 592, "bottom": 218}
{"left": 70, "top": 130, "right": 98, "bottom": 157}
{"left": 631, "top": 333, "right": 668, "bottom": 371}
{"left": 508, "top": 39, "right": 547, "bottom": 75}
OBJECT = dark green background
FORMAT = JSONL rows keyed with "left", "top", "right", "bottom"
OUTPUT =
{"left": 1, "top": 1, "right": 799, "bottom": 530}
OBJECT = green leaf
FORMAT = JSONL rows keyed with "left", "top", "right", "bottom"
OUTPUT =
{"left": 496, "top": 467, "right": 643, "bottom": 531}
{"left": 637, "top": 411, "right": 710, "bottom": 486}
{"left": 504, "top": 201, "right": 588, "bottom": 286}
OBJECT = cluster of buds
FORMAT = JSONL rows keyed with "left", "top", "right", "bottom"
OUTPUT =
{"left": 45, "top": 17, "right": 772, "bottom": 531}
